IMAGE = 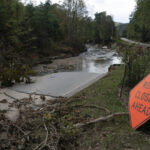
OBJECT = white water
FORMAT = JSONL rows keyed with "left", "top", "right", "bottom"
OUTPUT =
{"left": 76, "top": 44, "right": 122, "bottom": 74}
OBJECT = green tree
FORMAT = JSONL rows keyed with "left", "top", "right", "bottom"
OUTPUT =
{"left": 128, "top": 0, "right": 150, "bottom": 42}
{"left": 0, "top": 0, "right": 24, "bottom": 53}
{"left": 94, "top": 12, "right": 116, "bottom": 45}
{"left": 63, "top": 0, "right": 87, "bottom": 47}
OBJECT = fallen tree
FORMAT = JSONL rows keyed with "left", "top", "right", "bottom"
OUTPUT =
{"left": 75, "top": 112, "right": 129, "bottom": 128}
{"left": 0, "top": 94, "right": 129, "bottom": 150}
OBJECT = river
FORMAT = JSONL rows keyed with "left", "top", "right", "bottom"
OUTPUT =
{"left": 10, "top": 44, "right": 122, "bottom": 98}
{"left": 75, "top": 44, "right": 122, "bottom": 73}
{"left": 33, "top": 44, "right": 122, "bottom": 75}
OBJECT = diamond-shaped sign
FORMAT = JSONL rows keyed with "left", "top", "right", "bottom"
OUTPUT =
{"left": 129, "top": 74, "right": 150, "bottom": 129}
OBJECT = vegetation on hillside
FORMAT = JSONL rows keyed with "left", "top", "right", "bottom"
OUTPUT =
{"left": 116, "top": 23, "right": 128, "bottom": 37}
{"left": 128, "top": 0, "right": 150, "bottom": 42}
{"left": 0, "top": 0, "right": 116, "bottom": 86}
{"left": 0, "top": 0, "right": 116, "bottom": 60}
{"left": 116, "top": 39, "right": 150, "bottom": 91}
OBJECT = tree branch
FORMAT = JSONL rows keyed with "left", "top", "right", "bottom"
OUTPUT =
{"left": 74, "top": 112, "right": 129, "bottom": 128}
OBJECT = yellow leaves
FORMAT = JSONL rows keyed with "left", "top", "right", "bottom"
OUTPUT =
{"left": 44, "top": 113, "right": 52, "bottom": 120}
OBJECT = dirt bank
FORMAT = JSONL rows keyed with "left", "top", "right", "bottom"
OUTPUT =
{"left": 33, "top": 56, "right": 82, "bottom": 75}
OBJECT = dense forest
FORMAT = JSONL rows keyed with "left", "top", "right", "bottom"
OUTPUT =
{"left": 128, "top": 0, "right": 150, "bottom": 42}
{"left": 0, "top": 0, "right": 116, "bottom": 86}
{"left": 0, "top": 0, "right": 116, "bottom": 63}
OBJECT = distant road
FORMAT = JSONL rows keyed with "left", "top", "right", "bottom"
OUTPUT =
{"left": 121, "top": 38, "right": 150, "bottom": 47}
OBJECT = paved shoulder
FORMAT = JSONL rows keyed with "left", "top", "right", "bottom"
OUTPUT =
{"left": 10, "top": 72, "right": 106, "bottom": 97}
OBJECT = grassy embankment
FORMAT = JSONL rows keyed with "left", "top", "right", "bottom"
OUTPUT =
{"left": 73, "top": 65, "right": 150, "bottom": 150}
{"left": 2, "top": 41, "right": 150, "bottom": 149}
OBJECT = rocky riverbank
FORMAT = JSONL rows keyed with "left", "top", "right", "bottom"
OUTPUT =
{"left": 33, "top": 45, "right": 122, "bottom": 75}
{"left": 33, "top": 56, "right": 82, "bottom": 75}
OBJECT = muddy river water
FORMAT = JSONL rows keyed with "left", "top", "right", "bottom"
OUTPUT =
{"left": 33, "top": 44, "right": 122, "bottom": 75}
{"left": 75, "top": 44, "right": 122, "bottom": 73}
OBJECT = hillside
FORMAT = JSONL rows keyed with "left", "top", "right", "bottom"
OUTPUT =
{"left": 115, "top": 22, "right": 128, "bottom": 37}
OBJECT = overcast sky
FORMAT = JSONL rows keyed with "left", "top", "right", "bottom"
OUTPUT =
{"left": 22, "top": 0, "right": 136, "bottom": 23}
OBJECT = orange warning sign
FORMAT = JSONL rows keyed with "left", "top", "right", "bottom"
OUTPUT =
{"left": 129, "top": 74, "right": 150, "bottom": 129}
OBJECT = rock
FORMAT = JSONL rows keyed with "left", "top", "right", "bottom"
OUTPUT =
{"left": 0, "top": 132, "right": 8, "bottom": 140}
{"left": 43, "top": 65, "right": 48, "bottom": 69}
{"left": 113, "top": 53, "right": 118, "bottom": 56}
{"left": 40, "top": 95, "right": 46, "bottom": 101}
{"left": 108, "top": 64, "right": 121, "bottom": 72}
{"left": 18, "top": 144, "right": 25, "bottom": 150}
{"left": 38, "top": 58, "right": 52, "bottom": 64}
{"left": 0, "top": 99, "right": 8, "bottom": 103}
{"left": 102, "top": 46, "right": 108, "bottom": 49}
{"left": 123, "top": 143, "right": 132, "bottom": 148}
{"left": 5, "top": 108, "right": 20, "bottom": 122}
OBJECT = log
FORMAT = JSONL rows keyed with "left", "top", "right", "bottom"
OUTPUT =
{"left": 74, "top": 112, "right": 129, "bottom": 128}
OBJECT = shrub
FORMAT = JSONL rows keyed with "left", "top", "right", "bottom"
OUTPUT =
{"left": 0, "top": 62, "right": 35, "bottom": 87}
{"left": 123, "top": 45, "right": 150, "bottom": 88}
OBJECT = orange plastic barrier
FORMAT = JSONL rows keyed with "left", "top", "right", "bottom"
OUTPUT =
{"left": 129, "top": 74, "right": 150, "bottom": 129}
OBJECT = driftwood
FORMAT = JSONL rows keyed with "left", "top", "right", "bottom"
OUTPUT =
{"left": 12, "top": 124, "right": 26, "bottom": 135}
{"left": 33, "top": 117, "right": 50, "bottom": 150}
{"left": 4, "top": 92, "right": 19, "bottom": 101}
{"left": 42, "top": 118, "right": 49, "bottom": 148}
{"left": 33, "top": 117, "right": 60, "bottom": 150}
{"left": 75, "top": 112, "right": 129, "bottom": 128}
{"left": 0, "top": 90, "right": 129, "bottom": 150}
